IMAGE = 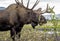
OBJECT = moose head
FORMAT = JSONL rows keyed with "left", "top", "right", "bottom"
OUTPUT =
{"left": 14, "top": 0, "right": 46, "bottom": 23}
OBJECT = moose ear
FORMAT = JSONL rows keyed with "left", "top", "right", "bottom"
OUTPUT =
{"left": 33, "top": 8, "right": 45, "bottom": 15}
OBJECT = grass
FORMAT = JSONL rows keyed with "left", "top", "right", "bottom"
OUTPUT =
{"left": 0, "top": 20, "right": 60, "bottom": 41}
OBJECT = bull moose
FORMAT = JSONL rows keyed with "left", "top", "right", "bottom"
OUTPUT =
{"left": 0, "top": 0, "right": 54, "bottom": 41}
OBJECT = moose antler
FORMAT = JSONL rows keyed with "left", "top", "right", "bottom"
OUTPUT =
{"left": 15, "top": 0, "right": 20, "bottom": 5}
{"left": 34, "top": 3, "right": 55, "bottom": 15}
{"left": 27, "top": 0, "right": 30, "bottom": 8}
{"left": 15, "top": 0, "right": 24, "bottom": 7}
{"left": 21, "top": 0, "right": 23, "bottom": 5}
{"left": 31, "top": 0, "right": 40, "bottom": 9}
{"left": 46, "top": 4, "right": 55, "bottom": 13}
{"left": 45, "top": 4, "right": 49, "bottom": 12}
{"left": 52, "top": 6, "right": 55, "bottom": 9}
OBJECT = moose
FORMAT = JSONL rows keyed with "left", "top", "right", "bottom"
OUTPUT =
{"left": 0, "top": 0, "right": 54, "bottom": 41}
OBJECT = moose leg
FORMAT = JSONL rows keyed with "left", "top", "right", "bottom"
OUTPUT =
{"left": 15, "top": 24, "right": 24, "bottom": 39}
{"left": 16, "top": 28, "right": 21, "bottom": 39}
{"left": 10, "top": 27, "right": 16, "bottom": 41}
